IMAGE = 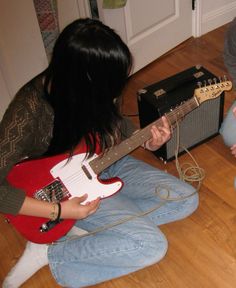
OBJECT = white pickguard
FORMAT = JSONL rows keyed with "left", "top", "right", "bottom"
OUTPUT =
{"left": 50, "top": 153, "right": 122, "bottom": 203}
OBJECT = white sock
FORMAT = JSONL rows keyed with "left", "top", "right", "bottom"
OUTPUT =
{"left": 2, "top": 241, "right": 48, "bottom": 288}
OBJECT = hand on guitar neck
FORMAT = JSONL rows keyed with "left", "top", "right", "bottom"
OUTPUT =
{"left": 144, "top": 116, "right": 171, "bottom": 151}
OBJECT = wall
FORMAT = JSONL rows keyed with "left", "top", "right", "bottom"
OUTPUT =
{"left": 0, "top": 0, "right": 48, "bottom": 119}
{"left": 200, "top": 0, "right": 236, "bottom": 35}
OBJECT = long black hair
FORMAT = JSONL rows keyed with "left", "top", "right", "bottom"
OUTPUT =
{"left": 43, "top": 18, "right": 132, "bottom": 157}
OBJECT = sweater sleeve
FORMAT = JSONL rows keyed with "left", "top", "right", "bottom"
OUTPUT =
{"left": 0, "top": 90, "right": 39, "bottom": 215}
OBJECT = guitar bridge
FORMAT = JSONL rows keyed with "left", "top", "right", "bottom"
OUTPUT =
{"left": 34, "top": 179, "right": 70, "bottom": 202}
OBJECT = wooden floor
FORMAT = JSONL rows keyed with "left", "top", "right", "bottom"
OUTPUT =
{"left": 1, "top": 23, "right": 236, "bottom": 288}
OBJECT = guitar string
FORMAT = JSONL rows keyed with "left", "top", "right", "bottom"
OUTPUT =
{"left": 38, "top": 170, "right": 88, "bottom": 201}
{"left": 38, "top": 101, "right": 204, "bottom": 209}
{"left": 39, "top": 98, "right": 199, "bottom": 201}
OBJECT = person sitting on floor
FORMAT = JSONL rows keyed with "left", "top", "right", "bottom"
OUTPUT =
{"left": 0, "top": 18, "right": 198, "bottom": 288}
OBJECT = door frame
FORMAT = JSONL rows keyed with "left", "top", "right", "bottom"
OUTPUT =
{"left": 192, "top": 0, "right": 202, "bottom": 37}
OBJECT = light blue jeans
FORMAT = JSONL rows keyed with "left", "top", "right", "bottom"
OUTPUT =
{"left": 47, "top": 156, "right": 198, "bottom": 287}
{"left": 220, "top": 100, "right": 236, "bottom": 146}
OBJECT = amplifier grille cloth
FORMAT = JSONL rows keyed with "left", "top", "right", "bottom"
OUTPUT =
{"left": 166, "top": 98, "right": 220, "bottom": 159}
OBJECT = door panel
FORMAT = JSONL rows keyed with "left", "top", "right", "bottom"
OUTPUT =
{"left": 128, "top": 0, "right": 176, "bottom": 37}
{"left": 98, "top": 0, "right": 192, "bottom": 73}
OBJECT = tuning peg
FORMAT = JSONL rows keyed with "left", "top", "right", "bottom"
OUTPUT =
{"left": 197, "top": 81, "right": 202, "bottom": 88}
{"left": 223, "top": 75, "right": 228, "bottom": 81}
{"left": 207, "top": 79, "right": 215, "bottom": 89}
{"left": 213, "top": 77, "right": 218, "bottom": 84}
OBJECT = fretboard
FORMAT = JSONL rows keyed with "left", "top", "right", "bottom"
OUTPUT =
{"left": 90, "top": 96, "right": 199, "bottom": 174}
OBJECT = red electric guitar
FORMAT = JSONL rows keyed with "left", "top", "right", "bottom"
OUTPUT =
{"left": 5, "top": 80, "right": 232, "bottom": 244}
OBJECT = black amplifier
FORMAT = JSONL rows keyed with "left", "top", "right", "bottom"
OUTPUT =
{"left": 137, "top": 65, "right": 224, "bottom": 161}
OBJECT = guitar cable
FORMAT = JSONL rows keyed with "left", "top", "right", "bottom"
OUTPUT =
{"left": 172, "top": 120, "right": 205, "bottom": 196}
{"left": 55, "top": 120, "right": 205, "bottom": 244}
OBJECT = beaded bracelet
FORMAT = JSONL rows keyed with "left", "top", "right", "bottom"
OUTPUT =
{"left": 49, "top": 202, "right": 57, "bottom": 221}
{"left": 50, "top": 202, "right": 61, "bottom": 221}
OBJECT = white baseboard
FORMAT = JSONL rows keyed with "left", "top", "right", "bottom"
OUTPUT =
{"left": 202, "top": 2, "right": 236, "bottom": 35}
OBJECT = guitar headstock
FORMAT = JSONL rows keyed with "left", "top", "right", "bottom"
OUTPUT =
{"left": 194, "top": 79, "right": 232, "bottom": 104}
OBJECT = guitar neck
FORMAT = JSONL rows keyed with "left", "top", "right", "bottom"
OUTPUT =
{"left": 90, "top": 96, "right": 199, "bottom": 174}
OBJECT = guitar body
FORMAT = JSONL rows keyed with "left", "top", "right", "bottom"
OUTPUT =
{"left": 5, "top": 146, "right": 123, "bottom": 244}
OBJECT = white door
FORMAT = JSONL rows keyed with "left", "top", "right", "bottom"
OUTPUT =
{"left": 97, "top": 0, "right": 192, "bottom": 73}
